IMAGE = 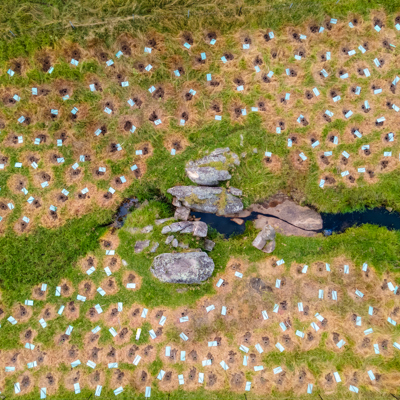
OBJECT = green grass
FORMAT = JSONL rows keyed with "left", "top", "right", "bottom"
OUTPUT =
{"left": 0, "top": 208, "right": 112, "bottom": 304}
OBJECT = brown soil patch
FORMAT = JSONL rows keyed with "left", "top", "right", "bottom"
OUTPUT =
{"left": 7, "top": 174, "right": 29, "bottom": 195}
{"left": 78, "top": 254, "right": 98, "bottom": 274}
{"left": 78, "top": 280, "right": 96, "bottom": 300}
{"left": 64, "top": 369, "right": 86, "bottom": 391}
{"left": 31, "top": 284, "right": 48, "bottom": 301}
{"left": 118, "top": 114, "right": 141, "bottom": 134}
{"left": 13, "top": 215, "right": 35, "bottom": 235}
{"left": 100, "top": 277, "right": 119, "bottom": 295}
{"left": 262, "top": 154, "right": 281, "bottom": 172}
{"left": 87, "top": 370, "right": 106, "bottom": 389}
{"left": 289, "top": 151, "right": 309, "bottom": 172}
{"left": 38, "top": 371, "right": 61, "bottom": 395}
{"left": 12, "top": 303, "right": 33, "bottom": 322}
{"left": 164, "top": 133, "right": 189, "bottom": 154}
{"left": 39, "top": 304, "right": 57, "bottom": 321}
{"left": 122, "top": 271, "right": 142, "bottom": 291}
{"left": 15, "top": 371, "right": 34, "bottom": 395}
{"left": 64, "top": 300, "right": 80, "bottom": 320}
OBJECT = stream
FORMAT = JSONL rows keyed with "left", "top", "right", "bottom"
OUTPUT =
{"left": 193, "top": 208, "right": 400, "bottom": 238}
{"left": 112, "top": 198, "right": 400, "bottom": 238}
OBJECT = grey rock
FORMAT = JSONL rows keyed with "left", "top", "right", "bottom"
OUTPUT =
{"left": 241, "top": 152, "right": 247, "bottom": 158}
{"left": 161, "top": 225, "right": 172, "bottom": 234}
{"left": 178, "top": 242, "right": 189, "bottom": 249}
{"left": 180, "top": 223, "right": 194, "bottom": 234}
{"left": 172, "top": 239, "right": 178, "bottom": 248}
{"left": 249, "top": 200, "right": 322, "bottom": 231}
{"left": 263, "top": 240, "right": 276, "bottom": 253}
{"left": 252, "top": 225, "right": 276, "bottom": 252}
{"left": 150, "top": 252, "right": 215, "bottom": 284}
{"left": 253, "top": 148, "right": 258, "bottom": 153}
{"left": 134, "top": 240, "right": 150, "bottom": 253}
{"left": 122, "top": 259, "right": 128, "bottom": 266}
{"left": 155, "top": 217, "right": 174, "bottom": 226}
{"left": 167, "top": 186, "right": 243, "bottom": 215}
{"left": 186, "top": 166, "right": 231, "bottom": 186}
{"left": 150, "top": 242, "right": 159, "bottom": 253}
{"left": 187, "top": 148, "right": 240, "bottom": 168}
{"left": 160, "top": 220, "right": 207, "bottom": 237}
{"left": 141, "top": 225, "right": 153, "bottom": 233}
{"left": 169, "top": 222, "right": 185, "bottom": 233}
{"left": 174, "top": 206, "right": 190, "bottom": 221}
{"left": 185, "top": 148, "right": 239, "bottom": 186}
{"left": 126, "top": 227, "right": 139, "bottom": 234}
{"left": 172, "top": 197, "right": 182, "bottom": 207}
{"left": 193, "top": 221, "right": 208, "bottom": 237}
{"left": 168, "top": 221, "right": 193, "bottom": 233}
{"left": 165, "top": 235, "right": 175, "bottom": 244}
{"left": 229, "top": 187, "right": 242, "bottom": 196}
{"left": 254, "top": 215, "right": 317, "bottom": 237}
{"left": 204, "top": 239, "right": 215, "bottom": 251}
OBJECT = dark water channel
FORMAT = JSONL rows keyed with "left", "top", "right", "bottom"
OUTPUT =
{"left": 112, "top": 198, "right": 400, "bottom": 238}
{"left": 193, "top": 208, "right": 400, "bottom": 238}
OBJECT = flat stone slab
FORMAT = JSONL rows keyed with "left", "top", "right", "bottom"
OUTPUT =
{"left": 186, "top": 166, "right": 231, "bottom": 186}
{"left": 249, "top": 200, "right": 322, "bottom": 231}
{"left": 254, "top": 215, "right": 318, "bottom": 237}
{"left": 161, "top": 221, "right": 208, "bottom": 237}
{"left": 185, "top": 148, "right": 240, "bottom": 186}
{"left": 150, "top": 252, "right": 215, "bottom": 284}
{"left": 167, "top": 186, "right": 243, "bottom": 215}
{"left": 134, "top": 240, "right": 150, "bottom": 253}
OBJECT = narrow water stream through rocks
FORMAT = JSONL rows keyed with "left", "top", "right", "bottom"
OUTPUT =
{"left": 111, "top": 198, "right": 400, "bottom": 238}
{"left": 193, "top": 208, "right": 400, "bottom": 238}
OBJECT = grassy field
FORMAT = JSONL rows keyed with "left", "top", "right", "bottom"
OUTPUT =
{"left": 0, "top": 0, "right": 400, "bottom": 398}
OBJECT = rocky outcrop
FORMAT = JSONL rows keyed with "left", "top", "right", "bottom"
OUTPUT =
{"left": 204, "top": 239, "right": 215, "bottom": 251}
{"left": 167, "top": 186, "right": 243, "bottom": 215}
{"left": 174, "top": 206, "right": 190, "bottom": 221}
{"left": 252, "top": 224, "right": 276, "bottom": 253}
{"left": 228, "top": 187, "right": 242, "bottom": 196}
{"left": 134, "top": 240, "right": 150, "bottom": 253}
{"left": 161, "top": 221, "right": 208, "bottom": 237}
{"left": 185, "top": 148, "right": 240, "bottom": 186}
{"left": 186, "top": 167, "right": 231, "bottom": 186}
{"left": 254, "top": 215, "right": 317, "bottom": 237}
{"left": 249, "top": 200, "right": 322, "bottom": 231}
{"left": 150, "top": 242, "right": 159, "bottom": 253}
{"left": 150, "top": 252, "right": 215, "bottom": 284}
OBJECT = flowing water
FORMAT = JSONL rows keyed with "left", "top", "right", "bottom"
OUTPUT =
{"left": 112, "top": 198, "right": 400, "bottom": 238}
{"left": 193, "top": 208, "right": 400, "bottom": 238}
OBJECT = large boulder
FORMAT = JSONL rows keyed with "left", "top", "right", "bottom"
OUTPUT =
{"left": 167, "top": 186, "right": 243, "bottom": 215}
{"left": 150, "top": 252, "right": 215, "bottom": 284}
{"left": 174, "top": 206, "right": 190, "bottom": 221}
{"left": 134, "top": 240, "right": 150, "bottom": 253}
{"left": 252, "top": 224, "right": 276, "bottom": 253}
{"left": 249, "top": 200, "right": 322, "bottom": 231}
{"left": 254, "top": 215, "right": 318, "bottom": 237}
{"left": 161, "top": 221, "right": 208, "bottom": 237}
{"left": 186, "top": 167, "right": 231, "bottom": 186}
{"left": 185, "top": 148, "right": 239, "bottom": 186}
